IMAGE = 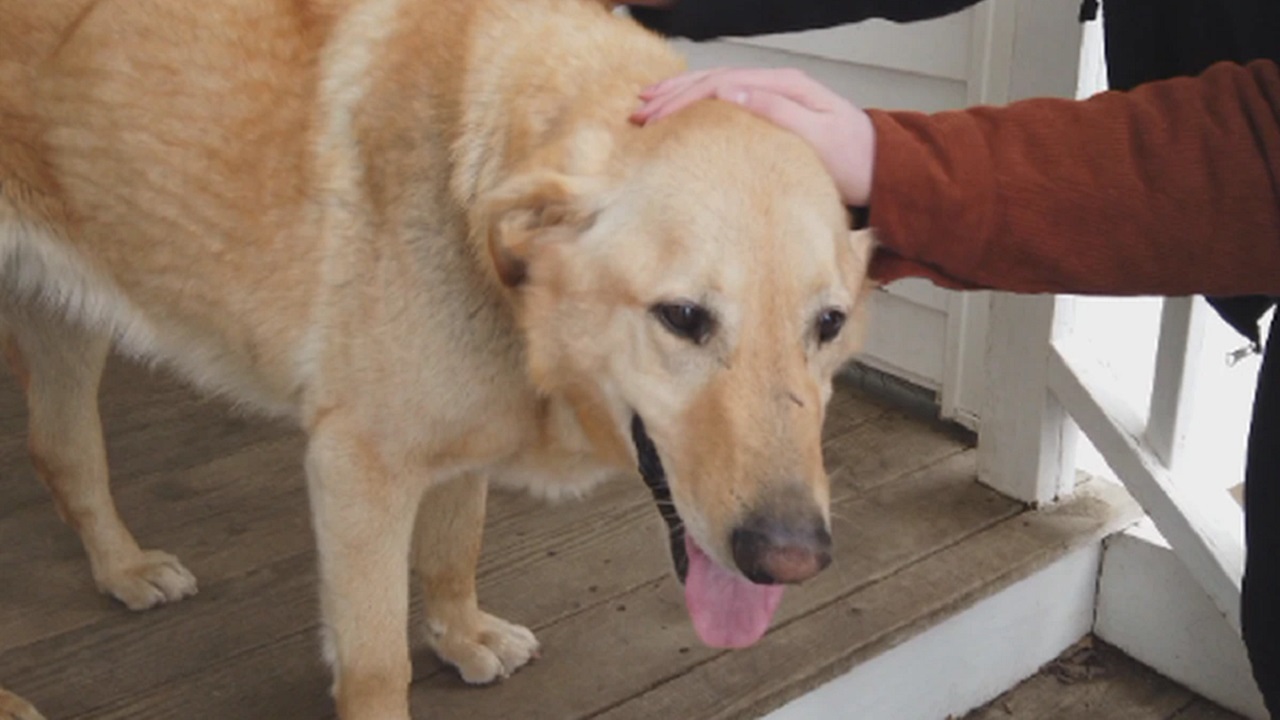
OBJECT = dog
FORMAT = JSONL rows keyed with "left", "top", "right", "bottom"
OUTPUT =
{"left": 0, "top": 0, "right": 874, "bottom": 717}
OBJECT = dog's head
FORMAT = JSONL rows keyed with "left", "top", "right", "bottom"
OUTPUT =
{"left": 477, "top": 101, "right": 874, "bottom": 649}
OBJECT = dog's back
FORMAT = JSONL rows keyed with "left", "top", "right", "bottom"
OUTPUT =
{"left": 0, "top": 1, "right": 351, "bottom": 411}
{"left": 0, "top": 0, "right": 91, "bottom": 197}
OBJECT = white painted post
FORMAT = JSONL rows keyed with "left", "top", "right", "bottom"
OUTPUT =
{"left": 1145, "top": 296, "right": 1207, "bottom": 471}
{"left": 969, "top": 2, "right": 1087, "bottom": 505}
{"left": 1048, "top": 343, "right": 1244, "bottom": 630}
{"left": 939, "top": 291, "right": 989, "bottom": 431}
{"left": 979, "top": 294, "right": 1080, "bottom": 505}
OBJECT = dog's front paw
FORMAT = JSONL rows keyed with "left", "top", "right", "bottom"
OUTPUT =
{"left": 426, "top": 611, "right": 540, "bottom": 684}
{"left": 0, "top": 689, "right": 45, "bottom": 720}
{"left": 96, "top": 549, "right": 198, "bottom": 611}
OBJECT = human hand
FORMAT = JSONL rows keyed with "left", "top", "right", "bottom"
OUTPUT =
{"left": 631, "top": 68, "right": 875, "bottom": 207}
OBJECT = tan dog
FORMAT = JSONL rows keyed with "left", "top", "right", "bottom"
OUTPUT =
{"left": 0, "top": 0, "right": 874, "bottom": 717}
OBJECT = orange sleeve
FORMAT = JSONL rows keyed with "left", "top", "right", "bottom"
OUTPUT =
{"left": 865, "top": 60, "right": 1280, "bottom": 297}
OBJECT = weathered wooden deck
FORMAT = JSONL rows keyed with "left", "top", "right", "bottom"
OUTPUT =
{"left": 965, "top": 638, "right": 1244, "bottom": 720}
{"left": 0, "top": 358, "right": 1223, "bottom": 719}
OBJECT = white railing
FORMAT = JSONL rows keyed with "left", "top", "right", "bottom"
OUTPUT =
{"left": 971, "top": 2, "right": 1246, "bottom": 635}
{"left": 980, "top": 293, "right": 1247, "bottom": 632}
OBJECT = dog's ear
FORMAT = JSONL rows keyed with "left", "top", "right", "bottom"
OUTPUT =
{"left": 478, "top": 171, "right": 601, "bottom": 288}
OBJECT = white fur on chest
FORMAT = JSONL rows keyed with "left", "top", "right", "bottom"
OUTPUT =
{"left": 488, "top": 395, "right": 635, "bottom": 501}
{"left": 490, "top": 456, "right": 628, "bottom": 502}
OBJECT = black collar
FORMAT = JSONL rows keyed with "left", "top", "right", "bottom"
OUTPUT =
{"left": 631, "top": 414, "right": 688, "bottom": 583}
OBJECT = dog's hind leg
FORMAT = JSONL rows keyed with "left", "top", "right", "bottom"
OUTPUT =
{"left": 412, "top": 474, "right": 540, "bottom": 685}
{"left": 2, "top": 307, "right": 196, "bottom": 610}
{"left": 0, "top": 688, "right": 44, "bottom": 720}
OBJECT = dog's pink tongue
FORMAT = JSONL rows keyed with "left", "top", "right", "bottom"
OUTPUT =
{"left": 683, "top": 534, "right": 784, "bottom": 649}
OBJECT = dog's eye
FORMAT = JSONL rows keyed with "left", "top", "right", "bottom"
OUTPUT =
{"left": 816, "top": 308, "right": 846, "bottom": 345}
{"left": 652, "top": 302, "right": 715, "bottom": 344}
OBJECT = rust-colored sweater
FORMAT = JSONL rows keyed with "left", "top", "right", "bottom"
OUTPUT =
{"left": 866, "top": 60, "right": 1280, "bottom": 297}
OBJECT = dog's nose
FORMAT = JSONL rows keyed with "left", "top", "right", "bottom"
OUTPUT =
{"left": 730, "top": 513, "right": 832, "bottom": 585}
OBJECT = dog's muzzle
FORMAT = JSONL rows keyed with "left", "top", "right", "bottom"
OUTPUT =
{"left": 630, "top": 414, "right": 689, "bottom": 583}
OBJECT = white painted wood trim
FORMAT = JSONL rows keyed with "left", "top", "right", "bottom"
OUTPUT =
{"left": 727, "top": 11, "right": 976, "bottom": 82}
{"left": 762, "top": 545, "right": 1101, "bottom": 720}
{"left": 1047, "top": 341, "right": 1245, "bottom": 631}
{"left": 1075, "top": 10, "right": 1108, "bottom": 99}
{"left": 940, "top": 291, "right": 988, "bottom": 431}
{"left": 1145, "top": 297, "right": 1207, "bottom": 471}
{"left": 979, "top": 294, "right": 1079, "bottom": 504}
{"left": 966, "top": 0, "right": 1017, "bottom": 105}
{"left": 971, "top": 1, "right": 1087, "bottom": 504}
{"left": 1003, "top": 0, "right": 1088, "bottom": 103}
{"left": 1097, "top": 523, "right": 1266, "bottom": 719}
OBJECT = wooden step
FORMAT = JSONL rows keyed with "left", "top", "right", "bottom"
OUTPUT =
{"left": 0, "top": 360, "right": 1136, "bottom": 719}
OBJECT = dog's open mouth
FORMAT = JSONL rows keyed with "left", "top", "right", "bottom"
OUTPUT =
{"left": 630, "top": 415, "right": 785, "bottom": 649}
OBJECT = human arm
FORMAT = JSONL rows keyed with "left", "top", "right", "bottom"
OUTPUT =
{"left": 634, "top": 61, "right": 1280, "bottom": 297}
{"left": 867, "top": 59, "right": 1280, "bottom": 296}
{"left": 627, "top": 0, "right": 981, "bottom": 41}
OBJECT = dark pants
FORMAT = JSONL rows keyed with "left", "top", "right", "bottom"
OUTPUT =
{"left": 1244, "top": 310, "right": 1280, "bottom": 717}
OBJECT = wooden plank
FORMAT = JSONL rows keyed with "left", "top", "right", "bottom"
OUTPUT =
{"left": 823, "top": 408, "right": 971, "bottom": 501}
{"left": 4, "top": 552, "right": 319, "bottom": 720}
{"left": 0, "top": 376, "right": 293, "bottom": 518}
{"left": 593, "top": 481, "right": 1138, "bottom": 720}
{"left": 964, "top": 640, "right": 1196, "bottom": 720}
{"left": 0, "top": 375, "right": 902, "bottom": 659}
{"left": 0, "top": 347, "right": 968, "bottom": 718}
{"left": 0, "top": 437, "right": 307, "bottom": 652}
{"left": 72, "top": 449, "right": 1010, "bottom": 719}
{"left": 964, "top": 638, "right": 1245, "bottom": 720}
{"left": 1048, "top": 343, "right": 1244, "bottom": 632}
{"left": 1172, "top": 700, "right": 1250, "bottom": 720}
{"left": 407, "top": 453, "right": 1019, "bottom": 720}
{"left": 822, "top": 373, "right": 899, "bottom": 438}
{"left": 83, "top": 627, "right": 334, "bottom": 720}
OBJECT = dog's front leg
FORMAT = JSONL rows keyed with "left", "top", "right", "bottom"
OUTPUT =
{"left": 413, "top": 474, "right": 540, "bottom": 684}
{"left": 306, "top": 420, "right": 422, "bottom": 720}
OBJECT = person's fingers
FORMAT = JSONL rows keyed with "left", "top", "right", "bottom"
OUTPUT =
{"left": 716, "top": 86, "right": 816, "bottom": 136}
{"left": 638, "top": 69, "right": 717, "bottom": 101}
{"left": 634, "top": 68, "right": 775, "bottom": 123}
{"left": 634, "top": 68, "right": 842, "bottom": 124}
{"left": 632, "top": 89, "right": 703, "bottom": 123}
{"left": 709, "top": 68, "right": 842, "bottom": 112}
{"left": 632, "top": 73, "right": 724, "bottom": 123}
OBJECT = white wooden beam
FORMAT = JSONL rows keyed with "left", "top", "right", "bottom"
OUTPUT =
{"left": 979, "top": 294, "right": 1079, "bottom": 505}
{"left": 1097, "top": 523, "right": 1266, "bottom": 718}
{"left": 1145, "top": 296, "right": 1207, "bottom": 471}
{"left": 1048, "top": 341, "right": 1244, "bottom": 631}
